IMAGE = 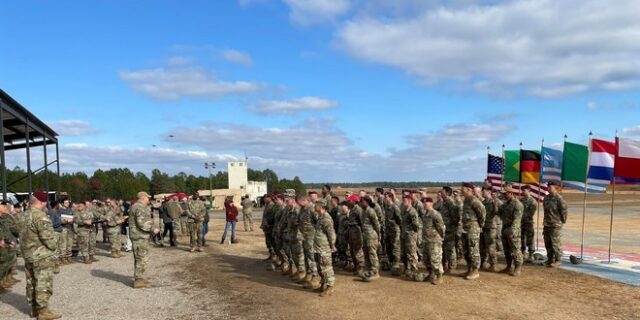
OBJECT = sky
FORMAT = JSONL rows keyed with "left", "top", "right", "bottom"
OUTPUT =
{"left": 1, "top": 0, "right": 640, "bottom": 183}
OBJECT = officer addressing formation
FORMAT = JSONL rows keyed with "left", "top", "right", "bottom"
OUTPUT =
{"left": 259, "top": 182, "right": 569, "bottom": 297}
{"left": 0, "top": 181, "right": 570, "bottom": 317}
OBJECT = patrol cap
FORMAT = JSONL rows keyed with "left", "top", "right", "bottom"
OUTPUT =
{"left": 137, "top": 191, "right": 152, "bottom": 199}
{"left": 314, "top": 199, "right": 327, "bottom": 207}
{"left": 32, "top": 191, "right": 48, "bottom": 203}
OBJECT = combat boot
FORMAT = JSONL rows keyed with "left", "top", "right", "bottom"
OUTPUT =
{"left": 196, "top": 247, "right": 203, "bottom": 252}
{"left": 66, "top": 257, "right": 74, "bottom": 264}
{"left": 465, "top": 268, "right": 480, "bottom": 280}
{"left": 116, "top": 250, "right": 125, "bottom": 258}
{"left": 90, "top": 256, "right": 99, "bottom": 262}
{"left": 462, "top": 266, "right": 471, "bottom": 277}
{"left": 344, "top": 262, "right": 354, "bottom": 272}
{"left": 189, "top": 247, "right": 196, "bottom": 253}
{"left": 53, "top": 263, "right": 60, "bottom": 274}
{"left": 304, "top": 275, "right": 321, "bottom": 290}
{"left": 83, "top": 256, "right": 92, "bottom": 264}
{"left": 526, "top": 252, "right": 534, "bottom": 263}
{"left": 111, "top": 251, "right": 120, "bottom": 258}
{"left": 36, "top": 307, "right": 62, "bottom": 320}
{"left": 280, "top": 264, "right": 291, "bottom": 275}
{"left": 303, "top": 273, "right": 313, "bottom": 284}
{"left": 319, "top": 285, "right": 334, "bottom": 297}
{"left": 488, "top": 264, "right": 497, "bottom": 273}
{"left": 133, "top": 278, "right": 151, "bottom": 289}
{"left": 511, "top": 264, "right": 522, "bottom": 277}
{"left": 294, "top": 271, "right": 307, "bottom": 283}
{"left": 315, "top": 284, "right": 327, "bottom": 293}
{"left": 499, "top": 263, "right": 512, "bottom": 274}
{"left": 431, "top": 273, "right": 443, "bottom": 285}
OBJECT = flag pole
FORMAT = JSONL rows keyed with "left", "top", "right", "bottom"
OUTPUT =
{"left": 608, "top": 131, "right": 618, "bottom": 263}
{"left": 536, "top": 139, "right": 543, "bottom": 251}
{"left": 580, "top": 132, "right": 593, "bottom": 260}
{"left": 501, "top": 144, "right": 506, "bottom": 191}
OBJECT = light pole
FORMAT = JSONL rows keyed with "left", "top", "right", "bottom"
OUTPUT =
{"left": 204, "top": 162, "right": 216, "bottom": 207}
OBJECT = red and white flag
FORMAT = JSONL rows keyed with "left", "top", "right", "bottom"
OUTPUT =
{"left": 615, "top": 137, "right": 640, "bottom": 180}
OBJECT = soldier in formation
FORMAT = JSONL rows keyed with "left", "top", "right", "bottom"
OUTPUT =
{"left": 241, "top": 195, "right": 254, "bottom": 232}
{"left": 543, "top": 181, "right": 568, "bottom": 268}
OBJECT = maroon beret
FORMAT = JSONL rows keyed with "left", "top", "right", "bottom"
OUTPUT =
{"left": 421, "top": 197, "right": 434, "bottom": 203}
{"left": 32, "top": 191, "right": 48, "bottom": 203}
{"left": 462, "top": 182, "right": 475, "bottom": 189}
{"left": 520, "top": 185, "right": 531, "bottom": 191}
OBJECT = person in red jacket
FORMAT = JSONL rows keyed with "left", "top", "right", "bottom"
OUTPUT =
{"left": 221, "top": 197, "right": 238, "bottom": 244}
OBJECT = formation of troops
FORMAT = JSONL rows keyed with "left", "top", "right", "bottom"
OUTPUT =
{"left": 259, "top": 181, "right": 568, "bottom": 297}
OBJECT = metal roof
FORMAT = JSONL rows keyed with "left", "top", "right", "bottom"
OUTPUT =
{"left": 0, "top": 89, "right": 58, "bottom": 151}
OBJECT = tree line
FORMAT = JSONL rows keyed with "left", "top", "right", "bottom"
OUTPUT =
{"left": 2, "top": 166, "right": 306, "bottom": 201}
{"left": 305, "top": 181, "right": 484, "bottom": 190}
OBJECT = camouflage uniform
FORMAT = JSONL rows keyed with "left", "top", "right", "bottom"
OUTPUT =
{"left": 129, "top": 202, "right": 154, "bottom": 280}
{"left": 400, "top": 204, "right": 420, "bottom": 276}
{"left": 103, "top": 205, "right": 124, "bottom": 256}
{"left": 179, "top": 201, "right": 189, "bottom": 236}
{"left": 74, "top": 208, "right": 94, "bottom": 259}
{"left": 480, "top": 197, "right": 501, "bottom": 269}
{"left": 187, "top": 199, "right": 206, "bottom": 251}
{"left": 361, "top": 206, "right": 381, "bottom": 276}
{"left": 0, "top": 213, "right": 20, "bottom": 284}
{"left": 543, "top": 193, "right": 568, "bottom": 265}
{"left": 287, "top": 205, "right": 305, "bottom": 274}
{"left": 500, "top": 197, "right": 524, "bottom": 270}
{"left": 89, "top": 206, "right": 104, "bottom": 258}
{"left": 272, "top": 203, "right": 289, "bottom": 267}
{"left": 58, "top": 207, "right": 74, "bottom": 261}
{"left": 372, "top": 201, "right": 386, "bottom": 265}
{"left": 462, "top": 195, "right": 486, "bottom": 272}
{"left": 347, "top": 205, "right": 365, "bottom": 275}
{"left": 412, "top": 200, "right": 425, "bottom": 261}
{"left": 19, "top": 207, "right": 58, "bottom": 311}
{"left": 314, "top": 209, "right": 336, "bottom": 287}
{"left": 384, "top": 201, "right": 402, "bottom": 268}
{"left": 454, "top": 199, "right": 465, "bottom": 261}
{"left": 520, "top": 195, "right": 537, "bottom": 257}
{"left": 261, "top": 201, "right": 277, "bottom": 258}
{"left": 421, "top": 208, "right": 445, "bottom": 277}
{"left": 298, "top": 204, "right": 318, "bottom": 277}
{"left": 336, "top": 209, "right": 350, "bottom": 266}
{"left": 241, "top": 198, "right": 254, "bottom": 232}
{"left": 438, "top": 197, "right": 460, "bottom": 270}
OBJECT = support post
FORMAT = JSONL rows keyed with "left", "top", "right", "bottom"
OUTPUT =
{"left": 25, "top": 120, "right": 32, "bottom": 194}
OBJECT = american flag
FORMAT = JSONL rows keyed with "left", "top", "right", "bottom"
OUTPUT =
{"left": 487, "top": 153, "right": 548, "bottom": 201}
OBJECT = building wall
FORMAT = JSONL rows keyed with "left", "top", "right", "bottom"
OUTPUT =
{"left": 228, "top": 161, "right": 248, "bottom": 190}
{"left": 246, "top": 181, "right": 267, "bottom": 201}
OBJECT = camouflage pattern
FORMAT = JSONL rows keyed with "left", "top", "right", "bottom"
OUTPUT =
{"left": 520, "top": 195, "right": 537, "bottom": 255}
{"left": 261, "top": 201, "right": 277, "bottom": 257}
{"left": 384, "top": 201, "right": 402, "bottom": 266}
{"left": 179, "top": 202, "right": 189, "bottom": 236}
{"left": 298, "top": 204, "right": 318, "bottom": 276}
{"left": 411, "top": 200, "right": 425, "bottom": 260}
{"left": 74, "top": 207, "right": 94, "bottom": 258}
{"left": 437, "top": 197, "right": 460, "bottom": 270}
{"left": 421, "top": 208, "right": 445, "bottom": 275}
{"left": 129, "top": 202, "right": 153, "bottom": 280}
{"left": 372, "top": 201, "right": 386, "bottom": 263}
{"left": 241, "top": 198, "right": 254, "bottom": 232}
{"left": 400, "top": 205, "right": 420, "bottom": 274}
{"left": 361, "top": 206, "right": 381, "bottom": 275}
{"left": 314, "top": 210, "right": 336, "bottom": 286}
{"left": 19, "top": 207, "right": 58, "bottom": 309}
{"left": 103, "top": 205, "right": 124, "bottom": 252}
{"left": 480, "top": 197, "right": 501, "bottom": 267}
{"left": 336, "top": 208, "right": 350, "bottom": 265}
{"left": 272, "top": 203, "right": 289, "bottom": 265}
{"left": 89, "top": 206, "right": 104, "bottom": 256}
{"left": 0, "top": 213, "right": 20, "bottom": 280}
{"left": 500, "top": 197, "right": 524, "bottom": 266}
{"left": 58, "top": 207, "right": 74, "bottom": 259}
{"left": 543, "top": 193, "right": 568, "bottom": 263}
{"left": 187, "top": 199, "right": 206, "bottom": 250}
{"left": 454, "top": 199, "right": 465, "bottom": 261}
{"left": 287, "top": 205, "right": 305, "bottom": 273}
{"left": 462, "top": 195, "right": 486, "bottom": 270}
{"left": 347, "top": 205, "right": 364, "bottom": 273}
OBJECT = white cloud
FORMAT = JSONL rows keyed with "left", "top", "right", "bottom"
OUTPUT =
{"left": 220, "top": 49, "right": 254, "bottom": 66}
{"left": 119, "top": 66, "right": 263, "bottom": 100}
{"left": 284, "top": 0, "right": 350, "bottom": 26}
{"left": 337, "top": 0, "right": 640, "bottom": 97}
{"left": 248, "top": 96, "right": 337, "bottom": 114}
{"left": 49, "top": 120, "right": 103, "bottom": 137}
{"left": 166, "top": 56, "right": 195, "bottom": 66}
{"left": 621, "top": 125, "right": 640, "bottom": 137}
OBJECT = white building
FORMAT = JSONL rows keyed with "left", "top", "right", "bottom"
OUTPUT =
{"left": 227, "top": 161, "right": 267, "bottom": 201}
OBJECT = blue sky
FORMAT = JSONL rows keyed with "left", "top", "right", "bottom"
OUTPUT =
{"left": 2, "top": 0, "right": 639, "bottom": 182}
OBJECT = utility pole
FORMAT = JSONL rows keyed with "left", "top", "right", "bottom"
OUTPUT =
{"left": 204, "top": 162, "right": 216, "bottom": 207}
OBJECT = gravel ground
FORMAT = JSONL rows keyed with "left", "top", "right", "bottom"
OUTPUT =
{"left": 0, "top": 234, "right": 225, "bottom": 320}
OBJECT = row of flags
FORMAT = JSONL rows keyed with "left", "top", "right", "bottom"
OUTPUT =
{"left": 486, "top": 137, "right": 640, "bottom": 200}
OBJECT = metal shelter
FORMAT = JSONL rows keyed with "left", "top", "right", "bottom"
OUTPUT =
{"left": 0, "top": 89, "right": 60, "bottom": 200}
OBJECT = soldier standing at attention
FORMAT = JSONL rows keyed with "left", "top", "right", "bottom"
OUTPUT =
{"left": 287, "top": 195, "right": 305, "bottom": 282}
{"left": 336, "top": 201, "right": 351, "bottom": 270}
{"left": 420, "top": 197, "right": 445, "bottom": 285}
{"left": 520, "top": 186, "right": 537, "bottom": 262}
{"left": 271, "top": 194, "right": 288, "bottom": 272}
{"left": 312, "top": 199, "right": 336, "bottom": 297}
{"left": 400, "top": 195, "right": 420, "bottom": 281}
{"left": 437, "top": 187, "right": 459, "bottom": 273}
{"left": 359, "top": 196, "right": 381, "bottom": 282}
{"left": 88, "top": 201, "right": 102, "bottom": 263}
{"left": 261, "top": 194, "right": 277, "bottom": 262}
{"left": 0, "top": 200, "right": 20, "bottom": 292}
{"left": 179, "top": 197, "right": 189, "bottom": 237}
{"left": 500, "top": 186, "right": 524, "bottom": 276}
{"left": 297, "top": 196, "right": 320, "bottom": 289}
{"left": 19, "top": 192, "right": 62, "bottom": 320}
{"left": 129, "top": 192, "right": 160, "bottom": 288}
{"left": 543, "top": 181, "right": 568, "bottom": 268}
{"left": 58, "top": 199, "right": 74, "bottom": 265}
{"left": 104, "top": 198, "right": 125, "bottom": 258}
{"left": 480, "top": 187, "right": 500, "bottom": 272}
{"left": 453, "top": 191, "right": 465, "bottom": 262}
{"left": 461, "top": 183, "right": 486, "bottom": 280}
{"left": 346, "top": 195, "right": 364, "bottom": 277}
{"left": 73, "top": 202, "right": 94, "bottom": 264}
{"left": 241, "top": 195, "right": 254, "bottom": 232}
{"left": 187, "top": 193, "right": 206, "bottom": 252}
{"left": 321, "top": 185, "right": 334, "bottom": 212}
{"left": 383, "top": 192, "right": 402, "bottom": 275}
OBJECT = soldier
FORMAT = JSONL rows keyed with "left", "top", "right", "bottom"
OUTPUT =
{"left": 58, "top": 199, "right": 74, "bottom": 265}
{"left": 321, "top": 185, "right": 334, "bottom": 212}
{"left": 19, "top": 192, "right": 62, "bottom": 319}
{"left": 453, "top": 191, "right": 465, "bottom": 264}
{"left": 500, "top": 186, "right": 524, "bottom": 276}
{"left": 420, "top": 197, "right": 445, "bottom": 285}
{"left": 260, "top": 194, "right": 277, "bottom": 261}
{"left": 371, "top": 190, "right": 387, "bottom": 270}
{"left": 296, "top": 196, "right": 320, "bottom": 289}
{"left": 309, "top": 191, "right": 319, "bottom": 204}
{"left": 74, "top": 202, "right": 94, "bottom": 264}
{"left": 88, "top": 201, "right": 102, "bottom": 263}
{"left": 129, "top": 192, "right": 160, "bottom": 288}
{"left": 520, "top": 186, "right": 537, "bottom": 262}
{"left": 336, "top": 201, "right": 351, "bottom": 269}
{"left": 179, "top": 196, "right": 189, "bottom": 237}
{"left": 400, "top": 195, "right": 420, "bottom": 280}
{"left": 271, "top": 194, "right": 288, "bottom": 272}
{"left": 384, "top": 192, "right": 402, "bottom": 275}
{"left": 0, "top": 200, "right": 20, "bottom": 292}
{"left": 461, "top": 183, "right": 486, "bottom": 280}
{"left": 359, "top": 196, "right": 381, "bottom": 281}
{"left": 346, "top": 194, "right": 365, "bottom": 277}
{"left": 104, "top": 198, "right": 125, "bottom": 258}
{"left": 480, "top": 187, "right": 501, "bottom": 272}
{"left": 313, "top": 199, "right": 336, "bottom": 297}
{"left": 437, "top": 187, "right": 460, "bottom": 273}
{"left": 543, "top": 181, "right": 568, "bottom": 268}
{"left": 410, "top": 191, "right": 425, "bottom": 262}
{"left": 287, "top": 195, "right": 305, "bottom": 282}
{"left": 241, "top": 195, "right": 254, "bottom": 232}
{"left": 493, "top": 192, "right": 504, "bottom": 253}
{"left": 187, "top": 193, "right": 206, "bottom": 252}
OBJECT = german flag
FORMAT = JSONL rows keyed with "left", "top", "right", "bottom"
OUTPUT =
{"left": 520, "top": 150, "right": 541, "bottom": 184}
